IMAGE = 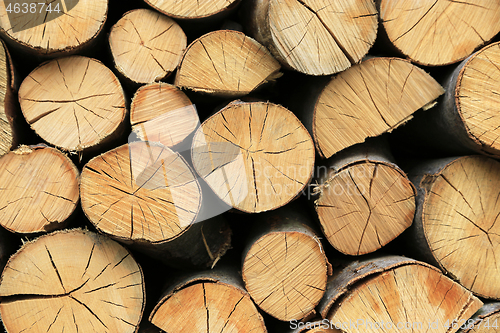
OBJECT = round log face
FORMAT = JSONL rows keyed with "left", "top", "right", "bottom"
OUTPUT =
{"left": 316, "top": 162, "right": 415, "bottom": 255}
{"left": 456, "top": 42, "right": 500, "bottom": 153}
{"left": 268, "top": 0, "right": 377, "bottom": 75}
{"left": 0, "top": 41, "right": 13, "bottom": 156}
{"left": 313, "top": 58, "right": 444, "bottom": 158}
{"left": 80, "top": 142, "right": 201, "bottom": 243}
{"left": 422, "top": 156, "right": 500, "bottom": 299}
{"left": 0, "top": 0, "right": 107, "bottom": 54}
{"left": 329, "top": 264, "right": 482, "bottom": 332}
{"left": 18, "top": 56, "right": 126, "bottom": 152}
{"left": 130, "top": 82, "right": 198, "bottom": 148}
{"left": 109, "top": 9, "right": 186, "bottom": 84}
{"left": 192, "top": 101, "right": 315, "bottom": 213}
{"left": 144, "top": 0, "right": 239, "bottom": 19}
{"left": 150, "top": 281, "right": 266, "bottom": 332}
{"left": 380, "top": 0, "right": 500, "bottom": 66}
{"left": 175, "top": 30, "right": 281, "bottom": 97}
{"left": 0, "top": 229, "right": 145, "bottom": 333}
{"left": 243, "top": 232, "right": 328, "bottom": 321}
{"left": 0, "top": 146, "right": 79, "bottom": 233}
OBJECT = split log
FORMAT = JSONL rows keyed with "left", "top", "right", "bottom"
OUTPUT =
{"left": 149, "top": 266, "right": 267, "bottom": 333}
{"left": 144, "top": 0, "right": 240, "bottom": 20}
{"left": 0, "top": 144, "right": 79, "bottom": 233}
{"left": 80, "top": 141, "right": 232, "bottom": 268}
{"left": 109, "top": 9, "right": 187, "bottom": 85}
{"left": 245, "top": 0, "right": 378, "bottom": 76}
{"left": 457, "top": 302, "right": 500, "bottom": 333}
{"left": 18, "top": 56, "right": 127, "bottom": 155}
{"left": 305, "top": 57, "right": 444, "bottom": 158}
{"left": 318, "top": 255, "right": 483, "bottom": 333}
{"left": 130, "top": 82, "right": 199, "bottom": 149}
{"left": 241, "top": 204, "right": 330, "bottom": 321}
{"left": 0, "top": 0, "right": 108, "bottom": 57}
{"left": 379, "top": 0, "right": 500, "bottom": 66}
{"left": 0, "top": 229, "right": 145, "bottom": 332}
{"left": 288, "top": 319, "right": 341, "bottom": 333}
{"left": 174, "top": 30, "right": 281, "bottom": 98}
{"left": 0, "top": 39, "right": 21, "bottom": 157}
{"left": 311, "top": 139, "right": 415, "bottom": 255}
{"left": 406, "top": 155, "right": 500, "bottom": 300}
{"left": 191, "top": 100, "right": 315, "bottom": 213}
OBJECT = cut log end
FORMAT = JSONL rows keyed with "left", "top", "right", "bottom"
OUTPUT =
{"left": 0, "top": 229, "right": 145, "bottom": 333}
{"left": 315, "top": 161, "right": 415, "bottom": 255}
{"left": 80, "top": 142, "right": 201, "bottom": 243}
{"left": 192, "top": 100, "right": 315, "bottom": 213}
{"left": 243, "top": 231, "right": 328, "bottom": 321}
{"left": 313, "top": 57, "right": 444, "bottom": 158}
{"left": 144, "top": 0, "right": 239, "bottom": 19}
{"left": 0, "top": 145, "right": 79, "bottom": 234}
{"left": 130, "top": 82, "right": 199, "bottom": 148}
{"left": 109, "top": 9, "right": 187, "bottom": 84}
{"left": 175, "top": 30, "right": 281, "bottom": 97}
{"left": 0, "top": 39, "right": 15, "bottom": 156}
{"left": 380, "top": 0, "right": 500, "bottom": 66}
{"left": 456, "top": 42, "right": 500, "bottom": 153}
{"left": 19, "top": 56, "right": 126, "bottom": 153}
{"left": 150, "top": 281, "right": 266, "bottom": 333}
{"left": 0, "top": 0, "right": 107, "bottom": 55}
{"left": 419, "top": 156, "right": 500, "bottom": 299}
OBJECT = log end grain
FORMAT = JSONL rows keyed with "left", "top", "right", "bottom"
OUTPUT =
{"left": 0, "top": 145, "right": 79, "bottom": 233}
{"left": 109, "top": 9, "right": 187, "bottom": 84}
{"left": 0, "top": 39, "right": 17, "bottom": 157}
{"left": 144, "top": 0, "right": 240, "bottom": 19}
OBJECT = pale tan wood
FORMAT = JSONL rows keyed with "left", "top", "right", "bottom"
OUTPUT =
{"left": 80, "top": 141, "right": 201, "bottom": 243}
{"left": 458, "top": 303, "right": 500, "bottom": 333}
{"left": 320, "top": 256, "right": 482, "bottom": 333}
{"left": 410, "top": 155, "right": 500, "bottom": 300}
{"left": 18, "top": 56, "right": 127, "bottom": 153}
{"left": 380, "top": 0, "right": 500, "bottom": 66}
{"left": 313, "top": 57, "right": 444, "bottom": 158}
{"left": 144, "top": 0, "right": 239, "bottom": 19}
{"left": 0, "top": 0, "right": 107, "bottom": 56}
{"left": 191, "top": 100, "right": 315, "bottom": 213}
{"left": 0, "top": 144, "right": 79, "bottom": 233}
{"left": 0, "top": 229, "right": 145, "bottom": 333}
{"left": 109, "top": 9, "right": 187, "bottom": 85}
{"left": 0, "top": 39, "right": 19, "bottom": 157}
{"left": 174, "top": 30, "right": 281, "bottom": 97}
{"left": 246, "top": 0, "right": 377, "bottom": 75}
{"left": 130, "top": 82, "right": 198, "bottom": 148}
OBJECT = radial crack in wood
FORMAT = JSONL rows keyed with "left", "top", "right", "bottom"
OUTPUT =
{"left": 130, "top": 82, "right": 199, "bottom": 148}
{"left": 19, "top": 56, "right": 126, "bottom": 153}
{"left": 191, "top": 100, "right": 315, "bottom": 213}
{"left": 313, "top": 57, "right": 444, "bottom": 158}
{"left": 80, "top": 142, "right": 201, "bottom": 243}
{"left": 0, "top": 145, "right": 79, "bottom": 233}
{"left": 109, "top": 9, "right": 187, "bottom": 84}
{"left": 380, "top": 0, "right": 500, "bottom": 66}
{"left": 144, "top": 0, "right": 240, "bottom": 19}
{"left": 0, "top": 229, "right": 145, "bottom": 333}
{"left": 174, "top": 30, "right": 281, "bottom": 97}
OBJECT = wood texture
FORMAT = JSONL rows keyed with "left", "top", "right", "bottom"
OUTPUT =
{"left": 18, "top": 56, "right": 127, "bottom": 154}
{"left": 175, "top": 30, "right": 281, "bottom": 97}
{"left": 0, "top": 229, "right": 145, "bottom": 333}
{"left": 311, "top": 57, "right": 444, "bottom": 158}
{"left": 246, "top": 0, "right": 377, "bottom": 76}
{"left": 457, "top": 303, "right": 500, "bottom": 333}
{"left": 0, "top": 0, "right": 107, "bottom": 56}
{"left": 0, "top": 144, "right": 79, "bottom": 233}
{"left": 109, "top": 9, "right": 187, "bottom": 85}
{"left": 407, "top": 155, "right": 500, "bottom": 300}
{"left": 312, "top": 141, "right": 415, "bottom": 255}
{"left": 130, "top": 82, "right": 198, "bottom": 149}
{"left": 380, "top": 0, "right": 500, "bottom": 66}
{"left": 143, "top": 0, "right": 240, "bottom": 19}
{"left": 191, "top": 100, "right": 315, "bottom": 213}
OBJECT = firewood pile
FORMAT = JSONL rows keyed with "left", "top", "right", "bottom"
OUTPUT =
{"left": 0, "top": 0, "right": 499, "bottom": 332}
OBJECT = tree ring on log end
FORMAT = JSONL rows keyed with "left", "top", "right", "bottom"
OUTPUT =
{"left": 144, "top": 0, "right": 239, "bottom": 19}
{"left": 191, "top": 100, "right": 315, "bottom": 213}
{"left": 80, "top": 142, "right": 201, "bottom": 243}
{"left": 0, "top": 229, "right": 145, "bottom": 333}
